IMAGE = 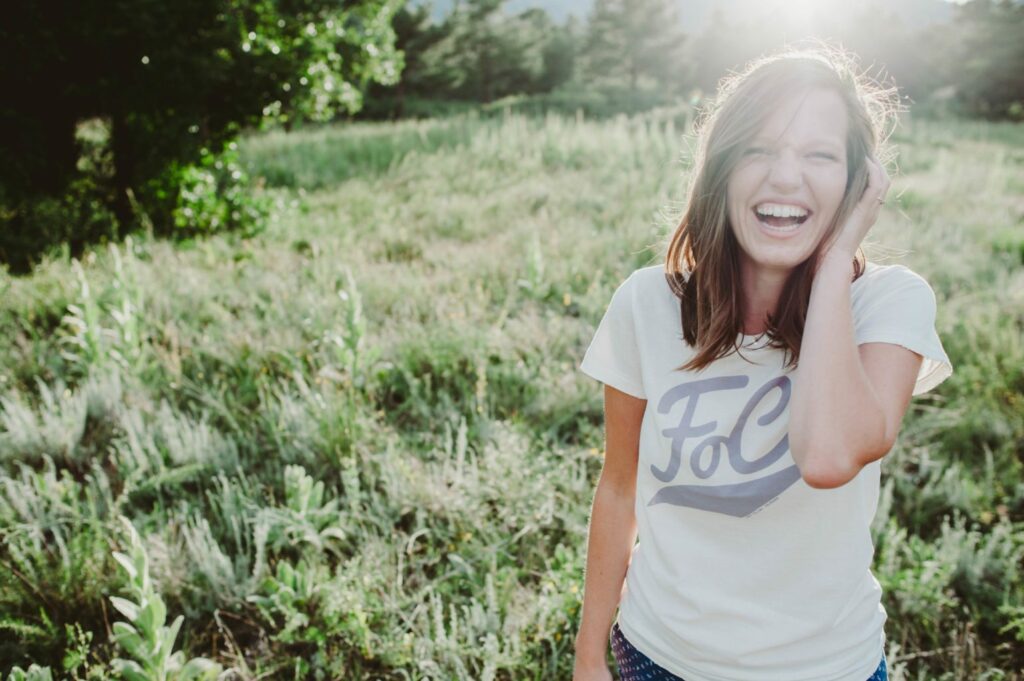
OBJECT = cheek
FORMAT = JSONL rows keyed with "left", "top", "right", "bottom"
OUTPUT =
{"left": 827, "top": 168, "right": 849, "bottom": 201}
{"left": 812, "top": 171, "right": 848, "bottom": 215}
{"left": 726, "top": 168, "right": 757, "bottom": 213}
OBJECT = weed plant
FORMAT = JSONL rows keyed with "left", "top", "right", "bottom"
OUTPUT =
{"left": 0, "top": 110, "right": 1021, "bottom": 679}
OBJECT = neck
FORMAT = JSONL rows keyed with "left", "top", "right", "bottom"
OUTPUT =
{"left": 739, "top": 263, "right": 790, "bottom": 335}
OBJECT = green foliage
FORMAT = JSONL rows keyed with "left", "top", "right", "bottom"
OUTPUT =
{"left": 483, "top": 85, "right": 686, "bottom": 120}
{"left": 371, "top": 0, "right": 1022, "bottom": 127}
{"left": 5, "top": 665, "right": 54, "bottom": 681}
{"left": 434, "top": 2, "right": 557, "bottom": 102}
{"left": 578, "top": 0, "right": 690, "bottom": 95}
{"left": 109, "top": 517, "right": 222, "bottom": 681}
{"left": 264, "top": 465, "right": 348, "bottom": 556}
{"left": 0, "top": 451, "right": 119, "bottom": 667}
{"left": 166, "top": 143, "right": 271, "bottom": 240}
{"left": 0, "top": 119, "right": 121, "bottom": 275}
{"left": 0, "top": 0, "right": 403, "bottom": 273}
{"left": 238, "top": 116, "right": 479, "bottom": 189}
{"left": 247, "top": 558, "right": 329, "bottom": 645}
{"left": 61, "top": 623, "right": 94, "bottom": 679}
{"left": 5, "top": 621, "right": 111, "bottom": 680}
{"left": 0, "top": 111, "right": 1022, "bottom": 679}
{"left": 363, "top": 0, "right": 578, "bottom": 115}
{"left": 934, "top": 0, "right": 1024, "bottom": 120}
{"left": 999, "top": 602, "right": 1024, "bottom": 643}
{"left": 58, "top": 241, "right": 147, "bottom": 378}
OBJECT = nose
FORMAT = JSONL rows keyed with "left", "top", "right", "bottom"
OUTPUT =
{"left": 767, "top": 149, "right": 802, "bottom": 191}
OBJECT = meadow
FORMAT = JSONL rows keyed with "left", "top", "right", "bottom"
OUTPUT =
{"left": 1, "top": 106, "right": 1022, "bottom": 679}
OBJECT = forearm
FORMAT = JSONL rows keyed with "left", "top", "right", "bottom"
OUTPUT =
{"left": 789, "top": 253, "right": 889, "bottom": 488}
{"left": 574, "top": 481, "right": 638, "bottom": 664}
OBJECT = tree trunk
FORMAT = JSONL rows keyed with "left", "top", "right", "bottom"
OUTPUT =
{"left": 110, "top": 112, "right": 135, "bottom": 237}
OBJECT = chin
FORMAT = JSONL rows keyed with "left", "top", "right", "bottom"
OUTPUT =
{"left": 746, "top": 248, "right": 816, "bottom": 274}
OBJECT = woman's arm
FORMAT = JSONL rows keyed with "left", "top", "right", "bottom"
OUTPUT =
{"left": 574, "top": 384, "right": 644, "bottom": 671}
{"left": 788, "top": 251, "right": 922, "bottom": 489}
{"left": 789, "top": 155, "right": 922, "bottom": 489}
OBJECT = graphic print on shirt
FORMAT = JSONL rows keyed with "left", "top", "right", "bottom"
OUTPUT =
{"left": 647, "top": 373, "right": 801, "bottom": 518}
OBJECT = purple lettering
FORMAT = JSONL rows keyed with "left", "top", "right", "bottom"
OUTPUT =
{"left": 653, "top": 376, "right": 747, "bottom": 482}
{"left": 653, "top": 374, "right": 792, "bottom": 483}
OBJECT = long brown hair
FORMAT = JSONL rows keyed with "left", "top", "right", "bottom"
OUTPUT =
{"left": 665, "top": 40, "right": 903, "bottom": 372}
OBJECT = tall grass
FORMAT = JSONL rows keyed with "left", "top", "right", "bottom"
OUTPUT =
{"left": 0, "top": 108, "right": 1022, "bottom": 679}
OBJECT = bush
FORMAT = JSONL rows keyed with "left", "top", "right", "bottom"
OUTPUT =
{"left": 0, "top": 119, "right": 120, "bottom": 274}
{"left": 163, "top": 143, "right": 271, "bottom": 240}
{"left": 0, "top": 123, "right": 270, "bottom": 274}
{"left": 0, "top": 0, "right": 402, "bottom": 274}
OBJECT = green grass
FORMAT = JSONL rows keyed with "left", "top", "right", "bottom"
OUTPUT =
{"left": 1, "top": 109, "right": 1022, "bottom": 679}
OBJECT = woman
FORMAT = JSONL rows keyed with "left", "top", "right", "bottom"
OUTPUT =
{"left": 573, "top": 43, "right": 953, "bottom": 681}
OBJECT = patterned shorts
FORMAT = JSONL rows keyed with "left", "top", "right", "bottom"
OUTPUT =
{"left": 610, "top": 621, "right": 888, "bottom": 681}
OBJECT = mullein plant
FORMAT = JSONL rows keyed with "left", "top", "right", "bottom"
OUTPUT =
{"left": 5, "top": 664, "right": 54, "bottom": 680}
{"left": 59, "top": 239, "right": 147, "bottom": 377}
{"left": 109, "top": 516, "right": 223, "bottom": 681}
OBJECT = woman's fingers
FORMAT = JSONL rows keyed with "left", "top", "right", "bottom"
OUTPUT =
{"left": 867, "top": 155, "right": 891, "bottom": 204}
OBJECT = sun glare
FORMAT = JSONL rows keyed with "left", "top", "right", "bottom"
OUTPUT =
{"left": 777, "top": 0, "right": 828, "bottom": 29}
{"left": 749, "top": 0, "right": 849, "bottom": 37}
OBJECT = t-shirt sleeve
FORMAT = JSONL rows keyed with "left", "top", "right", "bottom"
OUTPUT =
{"left": 853, "top": 266, "right": 953, "bottom": 396}
{"left": 579, "top": 271, "right": 647, "bottom": 399}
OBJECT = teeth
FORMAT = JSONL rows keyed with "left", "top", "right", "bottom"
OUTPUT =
{"left": 755, "top": 203, "right": 808, "bottom": 218}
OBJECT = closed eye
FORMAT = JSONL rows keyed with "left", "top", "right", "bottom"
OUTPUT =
{"left": 809, "top": 152, "right": 838, "bottom": 160}
{"left": 744, "top": 147, "right": 769, "bottom": 156}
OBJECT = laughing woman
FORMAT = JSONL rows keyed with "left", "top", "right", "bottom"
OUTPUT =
{"left": 572, "top": 44, "right": 953, "bottom": 681}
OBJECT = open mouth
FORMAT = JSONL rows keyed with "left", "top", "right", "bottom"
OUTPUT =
{"left": 751, "top": 207, "right": 812, "bottom": 232}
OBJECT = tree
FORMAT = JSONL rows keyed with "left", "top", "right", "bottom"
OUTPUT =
{"left": 538, "top": 17, "right": 578, "bottom": 92}
{"left": 361, "top": 2, "right": 453, "bottom": 118}
{"left": 421, "top": 0, "right": 551, "bottom": 102}
{"left": 368, "top": 0, "right": 576, "bottom": 109}
{"left": 579, "top": 0, "right": 691, "bottom": 95}
{"left": 943, "top": 0, "right": 1024, "bottom": 119}
{"left": 0, "top": 0, "right": 404, "bottom": 272}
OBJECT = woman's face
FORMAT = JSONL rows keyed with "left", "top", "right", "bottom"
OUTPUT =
{"left": 725, "top": 87, "right": 850, "bottom": 278}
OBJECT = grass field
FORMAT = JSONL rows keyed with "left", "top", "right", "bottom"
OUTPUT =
{"left": 1, "top": 107, "right": 1023, "bottom": 679}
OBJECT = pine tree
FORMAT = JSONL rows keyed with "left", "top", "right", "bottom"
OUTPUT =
{"left": 580, "top": 0, "right": 691, "bottom": 95}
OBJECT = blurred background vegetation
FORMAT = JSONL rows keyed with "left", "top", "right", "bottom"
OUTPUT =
{"left": 1, "top": 0, "right": 1023, "bottom": 679}
{"left": 3, "top": 0, "right": 1023, "bottom": 272}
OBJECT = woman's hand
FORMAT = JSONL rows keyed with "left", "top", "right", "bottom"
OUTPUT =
{"left": 818, "top": 154, "right": 891, "bottom": 269}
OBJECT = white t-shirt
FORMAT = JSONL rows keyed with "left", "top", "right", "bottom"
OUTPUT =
{"left": 579, "top": 261, "right": 953, "bottom": 681}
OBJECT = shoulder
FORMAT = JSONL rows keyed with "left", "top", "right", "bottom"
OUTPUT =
{"left": 624, "top": 263, "right": 676, "bottom": 293}
{"left": 848, "top": 261, "right": 952, "bottom": 393}
{"left": 615, "top": 264, "right": 681, "bottom": 309}
{"left": 851, "top": 262, "right": 941, "bottom": 335}
{"left": 852, "top": 261, "right": 936, "bottom": 303}
{"left": 855, "top": 261, "right": 928, "bottom": 285}
{"left": 600, "top": 265, "right": 678, "bottom": 323}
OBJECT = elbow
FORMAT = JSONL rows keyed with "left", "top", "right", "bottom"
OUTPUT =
{"left": 796, "top": 440, "right": 894, "bottom": 490}
{"left": 791, "top": 407, "right": 898, "bottom": 489}
{"left": 800, "top": 463, "right": 852, "bottom": 490}
{"left": 792, "top": 439, "right": 859, "bottom": 490}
